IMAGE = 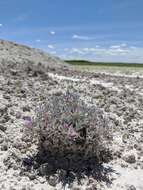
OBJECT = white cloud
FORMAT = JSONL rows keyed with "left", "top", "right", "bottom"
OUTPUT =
{"left": 50, "top": 31, "right": 56, "bottom": 35}
{"left": 64, "top": 48, "right": 69, "bottom": 52}
{"left": 130, "top": 46, "right": 137, "bottom": 49}
{"left": 121, "top": 43, "right": 127, "bottom": 47}
{"left": 50, "top": 51, "right": 57, "bottom": 54}
{"left": 48, "top": 45, "right": 55, "bottom": 49}
{"left": 83, "top": 48, "right": 99, "bottom": 52}
{"left": 72, "top": 34, "right": 94, "bottom": 40}
{"left": 62, "top": 45, "right": 143, "bottom": 62}
{"left": 70, "top": 48, "right": 85, "bottom": 54}
{"left": 35, "top": 39, "right": 41, "bottom": 42}
{"left": 83, "top": 48, "right": 90, "bottom": 52}
{"left": 112, "top": 48, "right": 129, "bottom": 53}
{"left": 110, "top": 45, "right": 121, "bottom": 49}
{"left": 66, "top": 47, "right": 130, "bottom": 56}
{"left": 110, "top": 43, "right": 128, "bottom": 49}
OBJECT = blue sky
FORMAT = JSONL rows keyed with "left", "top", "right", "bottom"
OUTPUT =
{"left": 0, "top": 0, "right": 143, "bottom": 62}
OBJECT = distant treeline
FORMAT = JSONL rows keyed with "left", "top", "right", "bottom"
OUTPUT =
{"left": 66, "top": 60, "right": 143, "bottom": 67}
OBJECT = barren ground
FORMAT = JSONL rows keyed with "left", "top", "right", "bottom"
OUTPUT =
{"left": 0, "top": 40, "right": 143, "bottom": 190}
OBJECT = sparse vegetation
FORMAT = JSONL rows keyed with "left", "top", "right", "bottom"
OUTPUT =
{"left": 66, "top": 60, "right": 143, "bottom": 74}
{"left": 66, "top": 60, "right": 143, "bottom": 67}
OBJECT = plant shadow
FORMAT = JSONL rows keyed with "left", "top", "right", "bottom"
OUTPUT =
{"left": 22, "top": 149, "right": 117, "bottom": 188}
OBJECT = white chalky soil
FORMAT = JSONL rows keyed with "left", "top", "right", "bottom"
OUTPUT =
{"left": 0, "top": 40, "right": 142, "bottom": 190}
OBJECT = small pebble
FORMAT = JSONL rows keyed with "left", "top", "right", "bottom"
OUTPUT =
{"left": 27, "top": 173, "right": 36, "bottom": 180}
{"left": 16, "top": 111, "right": 21, "bottom": 119}
{"left": 0, "top": 124, "right": 7, "bottom": 132}
{"left": 48, "top": 175, "right": 59, "bottom": 187}
{"left": 127, "top": 185, "right": 136, "bottom": 190}
{"left": 123, "top": 154, "right": 136, "bottom": 164}
{"left": 22, "top": 106, "right": 31, "bottom": 112}
{"left": 1, "top": 142, "right": 8, "bottom": 151}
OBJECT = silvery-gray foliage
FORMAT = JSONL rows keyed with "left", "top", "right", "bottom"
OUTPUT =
{"left": 32, "top": 89, "right": 111, "bottom": 162}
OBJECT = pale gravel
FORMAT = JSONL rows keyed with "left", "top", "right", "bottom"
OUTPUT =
{"left": 0, "top": 39, "right": 143, "bottom": 190}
